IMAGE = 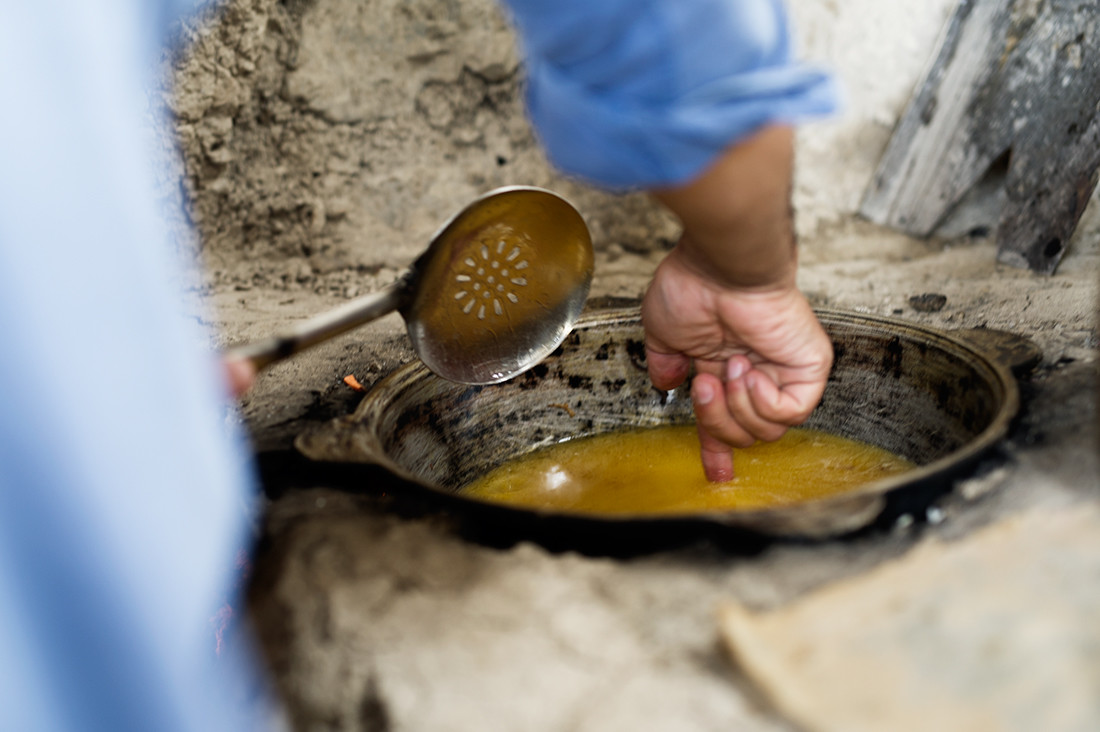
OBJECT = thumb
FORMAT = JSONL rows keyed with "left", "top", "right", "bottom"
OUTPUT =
{"left": 646, "top": 346, "right": 691, "bottom": 391}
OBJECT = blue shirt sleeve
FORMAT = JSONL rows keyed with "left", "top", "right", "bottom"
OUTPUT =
{"left": 500, "top": 0, "right": 839, "bottom": 189}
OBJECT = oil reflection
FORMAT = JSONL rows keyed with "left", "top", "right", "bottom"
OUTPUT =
{"left": 544, "top": 464, "right": 569, "bottom": 491}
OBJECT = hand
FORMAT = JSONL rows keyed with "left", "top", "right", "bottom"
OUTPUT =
{"left": 641, "top": 244, "right": 832, "bottom": 482}
{"left": 223, "top": 357, "right": 257, "bottom": 398}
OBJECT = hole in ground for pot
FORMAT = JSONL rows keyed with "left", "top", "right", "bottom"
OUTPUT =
{"left": 296, "top": 309, "right": 1026, "bottom": 544}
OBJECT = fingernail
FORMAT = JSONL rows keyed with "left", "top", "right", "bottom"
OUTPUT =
{"left": 745, "top": 373, "right": 757, "bottom": 390}
{"left": 727, "top": 359, "right": 745, "bottom": 380}
{"left": 695, "top": 380, "right": 714, "bottom": 405}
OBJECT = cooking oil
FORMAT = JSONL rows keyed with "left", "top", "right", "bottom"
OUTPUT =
{"left": 461, "top": 426, "right": 914, "bottom": 514}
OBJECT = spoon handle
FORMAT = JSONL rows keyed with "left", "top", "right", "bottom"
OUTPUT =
{"left": 225, "top": 281, "right": 407, "bottom": 372}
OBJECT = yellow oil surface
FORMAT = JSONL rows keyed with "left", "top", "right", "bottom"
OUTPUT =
{"left": 461, "top": 426, "right": 915, "bottom": 515}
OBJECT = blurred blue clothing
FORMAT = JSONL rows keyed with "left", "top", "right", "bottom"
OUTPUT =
{"left": 502, "top": 0, "right": 838, "bottom": 188}
{"left": 0, "top": 1, "right": 279, "bottom": 730}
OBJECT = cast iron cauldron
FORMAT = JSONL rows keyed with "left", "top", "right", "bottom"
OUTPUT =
{"left": 296, "top": 308, "right": 1038, "bottom": 548}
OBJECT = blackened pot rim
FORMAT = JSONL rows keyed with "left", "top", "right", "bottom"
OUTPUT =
{"left": 297, "top": 307, "right": 1022, "bottom": 539}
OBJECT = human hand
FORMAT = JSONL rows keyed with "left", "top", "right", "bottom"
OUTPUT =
{"left": 641, "top": 243, "right": 832, "bottom": 482}
{"left": 223, "top": 356, "right": 257, "bottom": 398}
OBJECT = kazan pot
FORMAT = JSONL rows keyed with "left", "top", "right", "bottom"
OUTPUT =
{"left": 295, "top": 308, "right": 1039, "bottom": 552}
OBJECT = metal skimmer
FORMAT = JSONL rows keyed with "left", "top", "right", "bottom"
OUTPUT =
{"left": 227, "top": 186, "right": 594, "bottom": 384}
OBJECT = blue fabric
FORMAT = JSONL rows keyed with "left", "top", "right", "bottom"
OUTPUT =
{"left": 501, "top": 0, "right": 839, "bottom": 188}
{"left": 0, "top": 2, "right": 279, "bottom": 730}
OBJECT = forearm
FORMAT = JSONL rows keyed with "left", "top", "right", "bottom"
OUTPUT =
{"left": 652, "top": 125, "right": 797, "bottom": 290}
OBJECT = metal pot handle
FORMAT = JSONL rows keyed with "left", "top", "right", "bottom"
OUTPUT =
{"left": 950, "top": 328, "right": 1043, "bottom": 376}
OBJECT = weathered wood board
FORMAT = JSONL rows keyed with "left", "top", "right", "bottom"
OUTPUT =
{"left": 860, "top": 0, "right": 1100, "bottom": 274}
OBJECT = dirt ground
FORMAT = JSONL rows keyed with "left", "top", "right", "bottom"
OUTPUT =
{"left": 167, "top": 1, "right": 1098, "bottom": 730}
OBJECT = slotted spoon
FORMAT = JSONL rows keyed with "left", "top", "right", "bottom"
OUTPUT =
{"left": 226, "top": 186, "right": 594, "bottom": 384}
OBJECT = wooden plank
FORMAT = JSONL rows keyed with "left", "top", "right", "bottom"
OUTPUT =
{"left": 860, "top": 0, "right": 1100, "bottom": 274}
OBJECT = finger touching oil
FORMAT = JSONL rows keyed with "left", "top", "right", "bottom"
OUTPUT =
{"left": 461, "top": 426, "right": 914, "bottom": 514}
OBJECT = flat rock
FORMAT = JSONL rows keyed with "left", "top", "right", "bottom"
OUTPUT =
{"left": 719, "top": 504, "right": 1100, "bottom": 732}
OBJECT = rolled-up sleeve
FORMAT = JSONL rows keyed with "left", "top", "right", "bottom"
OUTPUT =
{"left": 501, "top": 0, "right": 838, "bottom": 189}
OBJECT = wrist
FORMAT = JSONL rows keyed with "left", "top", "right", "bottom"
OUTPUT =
{"left": 671, "top": 234, "right": 798, "bottom": 292}
{"left": 653, "top": 125, "right": 798, "bottom": 291}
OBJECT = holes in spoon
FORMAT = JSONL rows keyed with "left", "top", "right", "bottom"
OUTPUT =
{"left": 452, "top": 233, "right": 530, "bottom": 321}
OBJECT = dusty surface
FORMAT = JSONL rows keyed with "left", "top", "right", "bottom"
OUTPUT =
{"left": 228, "top": 221, "right": 1098, "bottom": 732}
{"left": 165, "top": 1, "right": 1098, "bottom": 730}
{"left": 718, "top": 504, "right": 1100, "bottom": 732}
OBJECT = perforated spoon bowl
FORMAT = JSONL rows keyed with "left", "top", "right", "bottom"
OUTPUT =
{"left": 226, "top": 186, "right": 594, "bottom": 384}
